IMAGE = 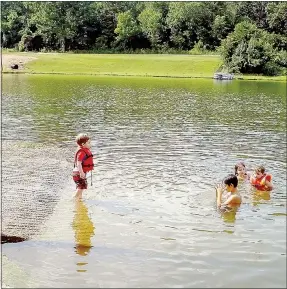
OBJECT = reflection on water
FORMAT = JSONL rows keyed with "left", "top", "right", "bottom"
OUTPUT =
{"left": 252, "top": 190, "right": 271, "bottom": 206}
{"left": 2, "top": 74, "right": 286, "bottom": 288}
{"left": 72, "top": 200, "right": 95, "bottom": 258}
{"left": 219, "top": 205, "right": 239, "bottom": 224}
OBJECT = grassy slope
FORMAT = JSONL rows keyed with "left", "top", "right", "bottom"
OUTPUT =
{"left": 1, "top": 52, "right": 221, "bottom": 77}
{"left": 2, "top": 52, "right": 286, "bottom": 80}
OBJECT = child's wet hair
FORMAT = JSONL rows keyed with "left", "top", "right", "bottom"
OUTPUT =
{"left": 234, "top": 161, "right": 246, "bottom": 175}
{"left": 223, "top": 174, "right": 238, "bottom": 188}
{"left": 255, "top": 165, "right": 265, "bottom": 174}
{"left": 76, "top": 133, "right": 90, "bottom": 146}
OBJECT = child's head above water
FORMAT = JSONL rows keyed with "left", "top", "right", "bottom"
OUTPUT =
{"left": 76, "top": 133, "right": 91, "bottom": 147}
{"left": 234, "top": 161, "right": 246, "bottom": 176}
{"left": 254, "top": 165, "right": 265, "bottom": 178}
{"left": 223, "top": 174, "right": 238, "bottom": 191}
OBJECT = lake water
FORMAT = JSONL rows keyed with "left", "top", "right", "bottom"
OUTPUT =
{"left": 2, "top": 74, "right": 286, "bottom": 288}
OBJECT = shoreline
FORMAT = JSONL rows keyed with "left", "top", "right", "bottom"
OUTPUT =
{"left": 3, "top": 71, "right": 286, "bottom": 82}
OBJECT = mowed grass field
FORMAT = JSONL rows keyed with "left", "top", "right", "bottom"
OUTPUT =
{"left": 2, "top": 52, "right": 286, "bottom": 80}
{"left": 2, "top": 52, "right": 221, "bottom": 78}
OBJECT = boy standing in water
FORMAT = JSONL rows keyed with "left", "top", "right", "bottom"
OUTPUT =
{"left": 73, "top": 133, "right": 94, "bottom": 199}
{"left": 216, "top": 174, "right": 242, "bottom": 208}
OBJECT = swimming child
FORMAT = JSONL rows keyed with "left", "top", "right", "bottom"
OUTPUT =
{"left": 72, "top": 133, "right": 94, "bottom": 199}
{"left": 250, "top": 165, "right": 273, "bottom": 191}
{"left": 234, "top": 161, "right": 250, "bottom": 181}
{"left": 216, "top": 174, "right": 242, "bottom": 208}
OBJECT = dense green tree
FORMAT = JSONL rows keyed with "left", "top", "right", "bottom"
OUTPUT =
{"left": 165, "top": 2, "right": 193, "bottom": 49}
{"left": 236, "top": 2, "right": 269, "bottom": 29}
{"left": 166, "top": 2, "right": 228, "bottom": 50}
{"left": 28, "top": 2, "right": 89, "bottom": 51}
{"left": 212, "top": 3, "right": 237, "bottom": 42}
{"left": 114, "top": 10, "right": 140, "bottom": 48}
{"left": 266, "top": 2, "right": 287, "bottom": 35}
{"left": 220, "top": 21, "right": 284, "bottom": 75}
{"left": 1, "top": 2, "right": 26, "bottom": 47}
{"left": 138, "top": 7, "right": 162, "bottom": 48}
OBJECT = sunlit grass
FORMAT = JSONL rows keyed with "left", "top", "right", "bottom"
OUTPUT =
{"left": 2, "top": 52, "right": 221, "bottom": 77}
{"left": 2, "top": 52, "right": 286, "bottom": 80}
{"left": 240, "top": 74, "right": 286, "bottom": 81}
{"left": 28, "top": 53, "right": 222, "bottom": 77}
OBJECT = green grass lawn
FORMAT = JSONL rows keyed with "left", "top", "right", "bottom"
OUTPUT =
{"left": 2, "top": 52, "right": 221, "bottom": 77}
{"left": 2, "top": 52, "right": 286, "bottom": 81}
{"left": 240, "top": 74, "right": 286, "bottom": 81}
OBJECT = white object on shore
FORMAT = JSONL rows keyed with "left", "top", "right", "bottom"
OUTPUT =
{"left": 213, "top": 73, "right": 234, "bottom": 80}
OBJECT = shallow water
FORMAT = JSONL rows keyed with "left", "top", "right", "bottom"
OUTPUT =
{"left": 2, "top": 74, "right": 286, "bottom": 288}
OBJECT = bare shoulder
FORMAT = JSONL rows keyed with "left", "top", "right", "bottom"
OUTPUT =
{"left": 228, "top": 194, "right": 241, "bottom": 205}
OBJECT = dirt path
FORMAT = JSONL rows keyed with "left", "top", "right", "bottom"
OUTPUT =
{"left": 1, "top": 54, "right": 37, "bottom": 70}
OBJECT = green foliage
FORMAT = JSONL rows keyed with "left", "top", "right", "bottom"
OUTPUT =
{"left": 236, "top": 2, "right": 269, "bottom": 29}
{"left": 1, "top": 1, "right": 286, "bottom": 76}
{"left": 267, "top": 2, "right": 287, "bottom": 35}
{"left": 1, "top": 2, "right": 28, "bottom": 48}
{"left": 29, "top": 2, "right": 87, "bottom": 51}
{"left": 212, "top": 15, "right": 234, "bottom": 41}
{"left": 138, "top": 7, "right": 162, "bottom": 47}
{"left": 114, "top": 10, "right": 140, "bottom": 47}
{"left": 165, "top": 3, "right": 194, "bottom": 49}
{"left": 189, "top": 40, "right": 207, "bottom": 55}
{"left": 220, "top": 21, "right": 284, "bottom": 75}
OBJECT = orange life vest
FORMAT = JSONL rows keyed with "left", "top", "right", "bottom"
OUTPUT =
{"left": 251, "top": 174, "right": 272, "bottom": 191}
{"left": 74, "top": 147, "right": 94, "bottom": 173}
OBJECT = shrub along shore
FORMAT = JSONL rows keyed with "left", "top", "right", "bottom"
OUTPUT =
{"left": 2, "top": 52, "right": 286, "bottom": 81}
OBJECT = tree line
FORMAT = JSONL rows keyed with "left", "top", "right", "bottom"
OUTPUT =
{"left": 1, "top": 1, "right": 286, "bottom": 75}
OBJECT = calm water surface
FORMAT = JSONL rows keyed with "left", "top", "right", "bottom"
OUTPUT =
{"left": 2, "top": 74, "right": 286, "bottom": 288}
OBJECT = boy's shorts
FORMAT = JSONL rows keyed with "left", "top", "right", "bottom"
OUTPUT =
{"left": 72, "top": 172, "right": 87, "bottom": 189}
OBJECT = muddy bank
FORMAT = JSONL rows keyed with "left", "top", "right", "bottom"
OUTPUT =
{"left": 1, "top": 54, "right": 37, "bottom": 70}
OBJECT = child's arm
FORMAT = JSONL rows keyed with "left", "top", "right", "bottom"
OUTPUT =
{"left": 250, "top": 175, "right": 259, "bottom": 188}
{"left": 265, "top": 181, "right": 273, "bottom": 191}
{"left": 76, "top": 160, "right": 85, "bottom": 179}
{"left": 250, "top": 175, "right": 255, "bottom": 184}
{"left": 264, "top": 180, "right": 273, "bottom": 190}
{"left": 262, "top": 176, "right": 273, "bottom": 190}
{"left": 216, "top": 185, "right": 224, "bottom": 207}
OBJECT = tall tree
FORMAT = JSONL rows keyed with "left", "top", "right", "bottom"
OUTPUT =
{"left": 266, "top": 2, "right": 287, "bottom": 35}
{"left": 166, "top": 2, "right": 193, "bottom": 49}
{"left": 220, "top": 21, "right": 283, "bottom": 75}
{"left": 1, "top": 2, "right": 26, "bottom": 48}
{"left": 138, "top": 6, "right": 162, "bottom": 48}
{"left": 29, "top": 2, "right": 87, "bottom": 51}
{"left": 236, "top": 2, "right": 269, "bottom": 29}
{"left": 114, "top": 10, "right": 140, "bottom": 48}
